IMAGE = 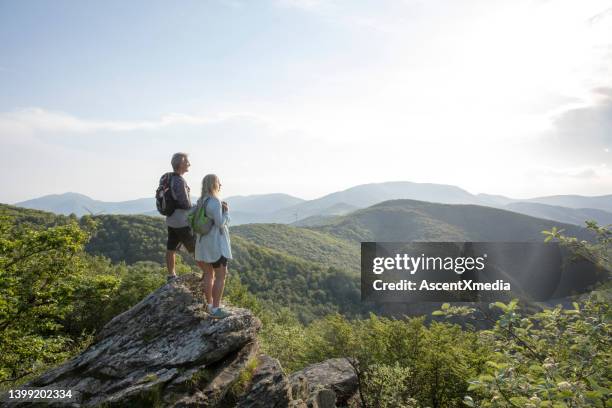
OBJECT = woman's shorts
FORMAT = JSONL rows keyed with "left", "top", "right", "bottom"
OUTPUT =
{"left": 211, "top": 256, "right": 228, "bottom": 268}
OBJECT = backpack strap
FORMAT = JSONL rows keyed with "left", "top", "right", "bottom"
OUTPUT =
{"left": 203, "top": 196, "right": 211, "bottom": 216}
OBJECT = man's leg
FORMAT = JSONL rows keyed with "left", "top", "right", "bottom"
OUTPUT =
{"left": 166, "top": 227, "right": 180, "bottom": 279}
{"left": 166, "top": 250, "right": 176, "bottom": 277}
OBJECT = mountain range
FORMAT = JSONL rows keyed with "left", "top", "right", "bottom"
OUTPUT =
{"left": 0, "top": 196, "right": 601, "bottom": 321}
{"left": 13, "top": 181, "right": 612, "bottom": 227}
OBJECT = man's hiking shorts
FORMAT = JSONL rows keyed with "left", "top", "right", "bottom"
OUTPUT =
{"left": 167, "top": 226, "right": 195, "bottom": 253}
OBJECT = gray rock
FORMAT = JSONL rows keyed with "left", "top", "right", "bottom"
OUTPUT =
{"left": 0, "top": 272, "right": 362, "bottom": 408}
{"left": 289, "top": 358, "right": 359, "bottom": 406}
{"left": 308, "top": 388, "right": 337, "bottom": 408}
{"left": 234, "top": 354, "right": 292, "bottom": 408}
{"left": 1, "top": 274, "right": 261, "bottom": 407}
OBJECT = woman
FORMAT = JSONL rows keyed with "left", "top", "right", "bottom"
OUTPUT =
{"left": 195, "top": 174, "right": 233, "bottom": 319}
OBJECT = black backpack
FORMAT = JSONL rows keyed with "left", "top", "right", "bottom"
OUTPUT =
{"left": 156, "top": 172, "right": 177, "bottom": 216}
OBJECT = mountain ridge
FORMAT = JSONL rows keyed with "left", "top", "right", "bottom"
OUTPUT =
{"left": 13, "top": 182, "right": 612, "bottom": 226}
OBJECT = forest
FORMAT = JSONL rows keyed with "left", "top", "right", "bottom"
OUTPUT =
{"left": 0, "top": 203, "right": 610, "bottom": 407}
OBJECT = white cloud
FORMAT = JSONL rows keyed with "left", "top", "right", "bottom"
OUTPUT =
{"left": 0, "top": 108, "right": 279, "bottom": 136}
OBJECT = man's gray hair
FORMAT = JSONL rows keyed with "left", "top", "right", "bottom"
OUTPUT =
{"left": 171, "top": 152, "right": 188, "bottom": 171}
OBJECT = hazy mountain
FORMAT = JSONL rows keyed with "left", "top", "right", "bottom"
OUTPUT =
{"left": 222, "top": 194, "right": 306, "bottom": 224}
{"left": 476, "top": 193, "right": 515, "bottom": 207}
{"left": 225, "top": 193, "right": 305, "bottom": 213}
{"left": 16, "top": 193, "right": 153, "bottom": 216}
{"left": 267, "top": 181, "right": 480, "bottom": 223}
{"left": 524, "top": 195, "right": 612, "bottom": 213}
{"left": 312, "top": 199, "right": 594, "bottom": 242}
{"left": 13, "top": 183, "right": 611, "bottom": 227}
{"left": 504, "top": 202, "right": 612, "bottom": 227}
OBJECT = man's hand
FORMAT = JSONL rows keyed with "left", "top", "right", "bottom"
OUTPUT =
{"left": 222, "top": 201, "right": 229, "bottom": 213}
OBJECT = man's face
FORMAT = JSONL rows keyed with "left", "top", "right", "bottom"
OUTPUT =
{"left": 179, "top": 158, "right": 190, "bottom": 174}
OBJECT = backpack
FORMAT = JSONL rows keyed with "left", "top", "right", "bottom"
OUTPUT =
{"left": 156, "top": 172, "right": 177, "bottom": 216}
{"left": 189, "top": 197, "right": 214, "bottom": 236}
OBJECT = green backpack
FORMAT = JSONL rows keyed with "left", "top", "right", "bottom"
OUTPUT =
{"left": 189, "top": 197, "right": 214, "bottom": 236}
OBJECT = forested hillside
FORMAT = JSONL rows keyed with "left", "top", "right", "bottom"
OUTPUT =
{"left": 1, "top": 204, "right": 364, "bottom": 323}
{"left": 232, "top": 223, "right": 359, "bottom": 273}
{"left": 1, "top": 202, "right": 610, "bottom": 407}
{"left": 1, "top": 200, "right": 596, "bottom": 324}
{"left": 312, "top": 199, "right": 594, "bottom": 242}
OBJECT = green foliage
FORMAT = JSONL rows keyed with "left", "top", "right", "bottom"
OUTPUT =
{"left": 230, "top": 236, "right": 364, "bottom": 323}
{"left": 255, "top": 312, "right": 490, "bottom": 408}
{"left": 435, "top": 294, "right": 611, "bottom": 408}
{"left": 431, "top": 222, "right": 612, "bottom": 408}
{"left": 84, "top": 212, "right": 364, "bottom": 322}
{"left": 1, "top": 203, "right": 609, "bottom": 408}
{"left": 0, "top": 215, "right": 89, "bottom": 384}
{"left": 84, "top": 214, "right": 171, "bottom": 265}
{"left": 62, "top": 258, "right": 170, "bottom": 335}
{"left": 361, "top": 363, "right": 418, "bottom": 408}
{"left": 228, "top": 357, "right": 259, "bottom": 399}
{"left": 0, "top": 209, "right": 178, "bottom": 386}
{"left": 232, "top": 223, "right": 360, "bottom": 273}
{"left": 543, "top": 220, "right": 611, "bottom": 271}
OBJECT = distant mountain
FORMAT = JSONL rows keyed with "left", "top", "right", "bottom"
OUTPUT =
{"left": 476, "top": 193, "right": 515, "bottom": 207}
{"left": 225, "top": 193, "right": 305, "bottom": 213}
{"left": 265, "top": 181, "right": 479, "bottom": 224}
{"left": 223, "top": 194, "right": 306, "bottom": 224}
{"left": 312, "top": 199, "right": 594, "bottom": 242}
{"left": 13, "top": 183, "right": 611, "bottom": 227}
{"left": 504, "top": 202, "right": 612, "bottom": 227}
{"left": 16, "top": 193, "right": 153, "bottom": 216}
{"left": 524, "top": 195, "right": 612, "bottom": 213}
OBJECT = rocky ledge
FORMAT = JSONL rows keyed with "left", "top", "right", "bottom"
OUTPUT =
{"left": 1, "top": 274, "right": 358, "bottom": 407}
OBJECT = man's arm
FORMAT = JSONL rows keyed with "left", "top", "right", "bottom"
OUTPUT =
{"left": 171, "top": 177, "right": 191, "bottom": 209}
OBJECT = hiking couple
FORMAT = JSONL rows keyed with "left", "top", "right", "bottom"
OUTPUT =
{"left": 160, "top": 152, "right": 232, "bottom": 320}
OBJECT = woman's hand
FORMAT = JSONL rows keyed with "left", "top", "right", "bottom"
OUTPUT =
{"left": 222, "top": 201, "right": 229, "bottom": 213}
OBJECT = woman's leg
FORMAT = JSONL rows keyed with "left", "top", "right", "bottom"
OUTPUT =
{"left": 197, "top": 261, "right": 214, "bottom": 305}
{"left": 212, "top": 264, "right": 227, "bottom": 308}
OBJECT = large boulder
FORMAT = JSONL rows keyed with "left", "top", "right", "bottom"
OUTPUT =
{"left": 234, "top": 357, "right": 360, "bottom": 408}
{"left": 289, "top": 358, "right": 359, "bottom": 406}
{"left": 1, "top": 273, "right": 360, "bottom": 407}
{"left": 234, "top": 355, "right": 292, "bottom": 408}
{"left": 1, "top": 274, "right": 261, "bottom": 407}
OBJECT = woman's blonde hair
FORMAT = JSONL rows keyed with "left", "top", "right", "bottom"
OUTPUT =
{"left": 201, "top": 174, "right": 220, "bottom": 199}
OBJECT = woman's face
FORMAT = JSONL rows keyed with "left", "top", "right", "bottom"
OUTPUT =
{"left": 215, "top": 179, "right": 222, "bottom": 192}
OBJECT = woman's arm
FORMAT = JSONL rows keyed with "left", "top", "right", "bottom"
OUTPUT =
{"left": 209, "top": 198, "right": 229, "bottom": 229}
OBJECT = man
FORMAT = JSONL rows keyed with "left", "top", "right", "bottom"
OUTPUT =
{"left": 165, "top": 152, "right": 195, "bottom": 281}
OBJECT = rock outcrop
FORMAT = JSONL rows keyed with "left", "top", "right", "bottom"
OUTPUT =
{"left": 289, "top": 358, "right": 359, "bottom": 406}
{"left": 232, "top": 356, "right": 359, "bottom": 408}
{"left": 1, "top": 274, "right": 359, "bottom": 407}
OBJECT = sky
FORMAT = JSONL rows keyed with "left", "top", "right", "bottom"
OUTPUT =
{"left": 1, "top": 0, "right": 611, "bottom": 203}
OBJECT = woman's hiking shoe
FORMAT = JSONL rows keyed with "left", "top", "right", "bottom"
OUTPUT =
{"left": 166, "top": 275, "right": 178, "bottom": 282}
{"left": 209, "top": 308, "right": 231, "bottom": 319}
{"left": 206, "top": 303, "right": 225, "bottom": 314}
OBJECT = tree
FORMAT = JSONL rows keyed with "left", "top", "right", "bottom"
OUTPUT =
{"left": 0, "top": 216, "right": 89, "bottom": 384}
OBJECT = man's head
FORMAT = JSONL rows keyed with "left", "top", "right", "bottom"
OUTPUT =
{"left": 171, "top": 152, "right": 190, "bottom": 175}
